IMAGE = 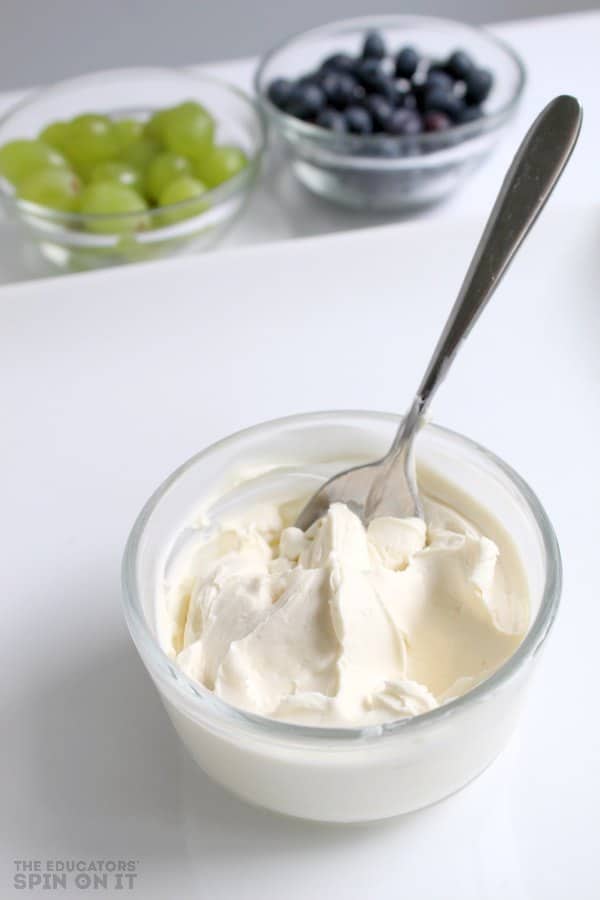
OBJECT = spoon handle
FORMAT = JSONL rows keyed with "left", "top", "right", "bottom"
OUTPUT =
{"left": 414, "top": 94, "right": 582, "bottom": 419}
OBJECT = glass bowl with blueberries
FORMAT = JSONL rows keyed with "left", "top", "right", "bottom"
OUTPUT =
{"left": 255, "top": 15, "right": 525, "bottom": 211}
{"left": 0, "top": 68, "right": 265, "bottom": 272}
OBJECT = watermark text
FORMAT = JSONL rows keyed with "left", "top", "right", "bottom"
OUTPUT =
{"left": 13, "top": 859, "right": 139, "bottom": 891}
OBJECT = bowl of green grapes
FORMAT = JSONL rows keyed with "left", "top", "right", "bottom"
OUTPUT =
{"left": 0, "top": 68, "right": 265, "bottom": 272}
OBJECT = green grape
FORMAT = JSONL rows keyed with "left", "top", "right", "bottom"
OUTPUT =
{"left": 0, "top": 139, "right": 68, "bottom": 185}
{"left": 145, "top": 151, "right": 191, "bottom": 201}
{"left": 162, "top": 102, "right": 214, "bottom": 159}
{"left": 64, "top": 114, "right": 118, "bottom": 178}
{"left": 120, "top": 137, "right": 161, "bottom": 173}
{"left": 39, "top": 121, "right": 69, "bottom": 152}
{"left": 113, "top": 118, "right": 143, "bottom": 151}
{"left": 18, "top": 167, "right": 81, "bottom": 212}
{"left": 90, "top": 161, "right": 142, "bottom": 192}
{"left": 178, "top": 100, "right": 205, "bottom": 114}
{"left": 158, "top": 175, "right": 208, "bottom": 224}
{"left": 144, "top": 109, "right": 169, "bottom": 143}
{"left": 194, "top": 145, "right": 248, "bottom": 188}
{"left": 79, "top": 181, "right": 148, "bottom": 234}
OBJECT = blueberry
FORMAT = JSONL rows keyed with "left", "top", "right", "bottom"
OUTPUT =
{"left": 298, "top": 71, "right": 324, "bottom": 87}
{"left": 364, "top": 94, "right": 393, "bottom": 130}
{"left": 395, "top": 46, "right": 419, "bottom": 79}
{"left": 267, "top": 78, "right": 293, "bottom": 109}
{"left": 445, "top": 50, "right": 474, "bottom": 81}
{"left": 345, "top": 105, "right": 373, "bottom": 134}
{"left": 464, "top": 68, "right": 493, "bottom": 105}
{"left": 423, "top": 111, "right": 451, "bottom": 132}
{"left": 286, "top": 82, "right": 326, "bottom": 119}
{"left": 320, "top": 53, "right": 356, "bottom": 74}
{"left": 362, "top": 30, "right": 386, "bottom": 60}
{"left": 456, "top": 105, "right": 483, "bottom": 124}
{"left": 425, "top": 68, "right": 455, "bottom": 94}
{"left": 411, "top": 82, "right": 429, "bottom": 112}
{"left": 377, "top": 78, "right": 401, "bottom": 105}
{"left": 401, "top": 91, "right": 418, "bottom": 111}
{"left": 359, "top": 75, "right": 399, "bottom": 104}
{"left": 355, "top": 59, "right": 398, "bottom": 102}
{"left": 423, "top": 89, "right": 464, "bottom": 121}
{"left": 386, "top": 107, "right": 422, "bottom": 135}
{"left": 315, "top": 107, "right": 348, "bottom": 132}
{"left": 321, "top": 71, "right": 360, "bottom": 110}
{"left": 354, "top": 58, "right": 382, "bottom": 88}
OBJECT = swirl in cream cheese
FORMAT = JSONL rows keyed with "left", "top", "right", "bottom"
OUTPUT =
{"left": 159, "top": 489, "right": 527, "bottom": 726}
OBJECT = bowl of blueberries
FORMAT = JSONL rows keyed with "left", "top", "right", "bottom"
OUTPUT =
{"left": 0, "top": 68, "right": 265, "bottom": 272}
{"left": 256, "top": 15, "right": 525, "bottom": 211}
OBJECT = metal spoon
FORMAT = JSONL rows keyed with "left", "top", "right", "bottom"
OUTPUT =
{"left": 296, "top": 95, "right": 582, "bottom": 531}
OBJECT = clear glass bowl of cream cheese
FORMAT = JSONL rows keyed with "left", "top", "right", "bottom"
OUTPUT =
{"left": 122, "top": 411, "right": 561, "bottom": 823}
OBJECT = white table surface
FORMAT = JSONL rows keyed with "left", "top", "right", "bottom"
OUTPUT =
{"left": 1, "top": 203, "right": 598, "bottom": 898}
{"left": 0, "top": 10, "right": 598, "bottom": 286}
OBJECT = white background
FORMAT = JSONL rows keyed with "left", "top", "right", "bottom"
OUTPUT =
{"left": 0, "top": 0, "right": 593, "bottom": 90}
{"left": 1, "top": 7, "right": 599, "bottom": 898}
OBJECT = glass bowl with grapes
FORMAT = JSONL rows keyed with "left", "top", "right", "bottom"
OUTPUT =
{"left": 0, "top": 68, "right": 265, "bottom": 272}
{"left": 255, "top": 15, "right": 525, "bottom": 211}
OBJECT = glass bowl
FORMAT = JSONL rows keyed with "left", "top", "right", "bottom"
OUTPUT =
{"left": 255, "top": 16, "right": 525, "bottom": 211}
{"left": 122, "top": 411, "right": 560, "bottom": 823}
{"left": 0, "top": 68, "right": 266, "bottom": 272}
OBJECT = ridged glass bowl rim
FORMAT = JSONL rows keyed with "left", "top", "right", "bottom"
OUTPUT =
{"left": 254, "top": 15, "right": 526, "bottom": 159}
{"left": 0, "top": 67, "right": 267, "bottom": 229}
{"left": 122, "top": 410, "right": 561, "bottom": 746}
